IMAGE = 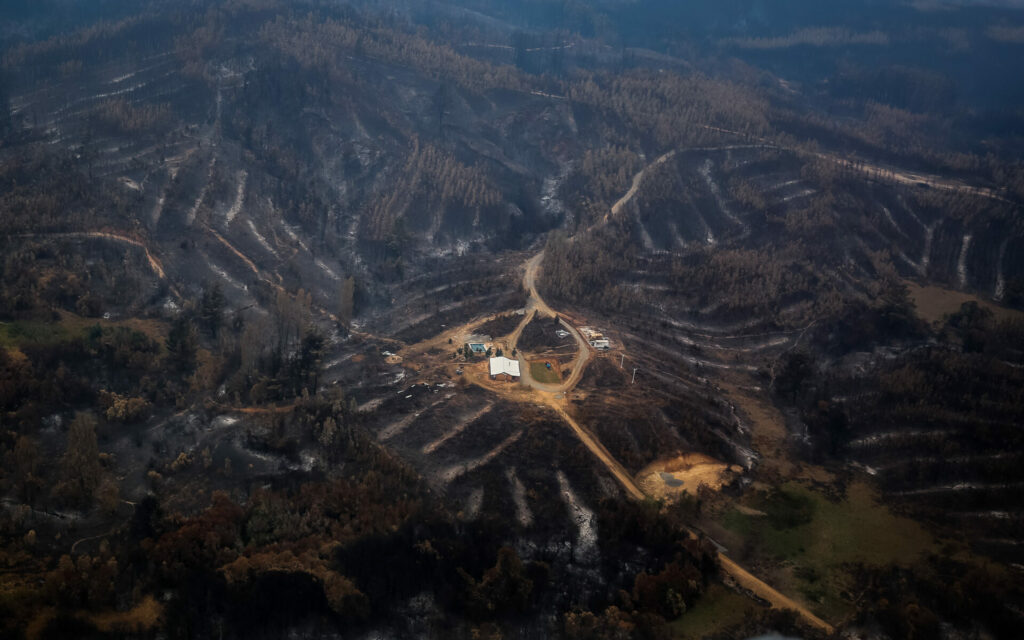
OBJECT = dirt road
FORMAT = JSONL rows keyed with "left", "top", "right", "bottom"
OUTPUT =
{"left": 509, "top": 250, "right": 596, "bottom": 394}
{"left": 512, "top": 250, "right": 596, "bottom": 394}
{"left": 396, "top": 154, "right": 835, "bottom": 635}
{"left": 506, "top": 207, "right": 835, "bottom": 637}
{"left": 718, "top": 555, "right": 834, "bottom": 634}
{"left": 523, "top": 251, "right": 555, "bottom": 316}
{"left": 699, "top": 124, "right": 1009, "bottom": 203}
{"left": 541, "top": 396, "right": 646, "bottom": 500}
{"left": 13, "top": 230, "right": 182, "bottom": 299}
{"left": 14, "top": 230, "right": 168, "bottom": 280}
{"left": 606, "top": 149, "right": 678, "bottom": 222}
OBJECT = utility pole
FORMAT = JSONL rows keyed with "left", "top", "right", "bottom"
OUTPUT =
{"left": 631, "top": 368, "right": 637, "bottom": 384}
{"left": 620, "top": 353, "right": 624, "bottom": 368}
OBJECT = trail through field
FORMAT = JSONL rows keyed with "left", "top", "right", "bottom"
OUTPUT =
{"left": 225, "top": 171, "right": 248, "bottom": 224}
{"left": 995, "top": 237, "right": 1009, "bottom": 300}
{"left": 507, "top": 467, "right": 533, "bottom": 527}
{"left": 437, "top": 429, "right": 524, "bottom": 485}
{"left": 422, "top": 402, "right": 495, "bottom": 454}
{"left": 378, "top": 393, "right": 455, "bottom": 442}
{"left": 206, "top": 226, "right": 260, "bottom": 276}
{"left": 880, "top": 206, "right": 909, "bottom": 240}
{"left": 464, "top": 488, "right": 484, "bottom": 519}
{"left": 958, "top": 234, "right": 972, "bottom": 289}
{"left": 698, "top": 159, "right": 744, "bottom": 228}
{"left": 781, "top": 188, "right": 816, "bottom": 202}
{"left": 187, "top": 157, "right": 216, "bottom": 226}
{"left": 557, "top": 471, "right": 599, "bottom": 563}
{"left": 246, "top": 220, "right": 279, "bottom": 258}
{"left": 921, "top": 224, "right": 936, "bottom": 273}
{"left": 150, "top": 188, "right": 168, "bottom": 228}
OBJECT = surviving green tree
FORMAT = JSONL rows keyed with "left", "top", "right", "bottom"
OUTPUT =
{"left": 199, "top": 283, "right": 225, "bottom": 338}
{"left": 57, "top": 412, "right": 101, "bottom": 508}
{"left": 338, "top": 276, "right": 356, "bottom": 328}
{"left": 290, "top": 330, "right": 325, "bottom": 395}
{"left": 166, "top": 315, "right": 199, "bottom": 373}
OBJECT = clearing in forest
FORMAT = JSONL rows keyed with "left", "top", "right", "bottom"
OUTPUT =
{"left": 717, "top": 481, "right": 937, "bottom": 621}
{"left": 668, "top": 583, "right": 756, "bottom": 639}
{"left": 636, "top": 453, "right": 740, "bottom": 499}
{"left": 906, "top": 281, "right": 1024, "bottom": 324}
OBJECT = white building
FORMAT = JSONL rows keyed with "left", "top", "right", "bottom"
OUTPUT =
{"left": 489, "top": 356, "right": 521, "bottom": 381}
{"left": 580, "top": 327, "right": 605, "bottom": 340}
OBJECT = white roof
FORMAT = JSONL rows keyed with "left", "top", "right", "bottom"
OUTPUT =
{"left": 489, "top": 356, "right": 520, "bottom": 377}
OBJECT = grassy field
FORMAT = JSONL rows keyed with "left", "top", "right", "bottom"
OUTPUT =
{"left": 669, "top": 583, "right": 758, "bottom": 639}
{"left": 0, "top": 320, "right": 73, "bottom": 348}
{"left": 906, "top": 281, "right": 1024, "bottom": 324}
{"left": 529, "top": 360, "right": 561, "bottom": 384}
{"left": 88, "top": 595, "right": 163, "bottom": 633}
{"left": 0, "top": 312, "right": 168, "bottom": 350}
{"left": 719, "top": 481, "right": 937, "bottom": 621}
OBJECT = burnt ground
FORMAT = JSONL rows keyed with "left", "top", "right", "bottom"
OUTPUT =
{"left": 518, "top": 315, "right": 573, "bottom": 352}
{"left": 475, "top": 312, "right": 524, "bottom": 340}
{"left": 3, "top": 3, "right": 1024, "bottom": 638}
{"left": 572, "top": 353, "right": 750, "bottom": 476}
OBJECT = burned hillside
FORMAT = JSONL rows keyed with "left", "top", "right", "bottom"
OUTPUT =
{"left": 3, "top": 1, "right": 1024, "bottom": 639}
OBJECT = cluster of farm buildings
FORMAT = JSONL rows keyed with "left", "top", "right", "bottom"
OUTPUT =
{"left": 462, "top": 323, "right": 612, "bottom": 385}
{"left": 580, "top": 327, "right": 610, "bottom": 350}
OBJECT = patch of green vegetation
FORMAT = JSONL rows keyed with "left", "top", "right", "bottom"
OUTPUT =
{"left": 721, "top": 481, "right": 937, "bottom": 620}
{"left": 0, "top": 320, "right": 72, "bottom": 348}
{"left": 529, "top": 361, "right": 560, "bottom": 384}
{"left": 762, "top": 486, "right": 816, "bottom": 529}
{"left": 669, "top": 584, "right": 757, "bottom": 639}
{"left": 906, "top": 281, "right": 1024, "bottom": 325}
{"left": 0, "top": 313, "right": 169, "bottom": 353}
{"left": 727, "top": 482, "right": 935, "bottom": 565}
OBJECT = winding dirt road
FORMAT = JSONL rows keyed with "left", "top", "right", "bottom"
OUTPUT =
{"left": 13, "top": 230, "right": 168, "bottom": 280}
{"left": 515, "top": 258, "right": 834, "bottom": 635}
{"left": 511, "top": 254, "right": 595, "bottom": 394}
{"left": 12, "top": 230, "right": 183, "bottom": 299}
{"left": 700, "top": 124, "right": 1010, "bottom": 203}
{"left": 506, "top": 249, "right": 644, "bottom": 496}
{"left": 394, "top": 149, "right": 834, "bottom": 634}
{"left": 606, "top": 149, "right": 678, "bottom": 222}
{"left": 499, "top": 161, "right": 834, "bottom": 635}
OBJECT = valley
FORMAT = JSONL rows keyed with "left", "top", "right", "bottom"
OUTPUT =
{"left": 1, "top": 1, "right": 1023, "bottom": 639}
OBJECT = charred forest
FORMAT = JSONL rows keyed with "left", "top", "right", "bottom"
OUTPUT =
{"left": 1, "top": 1, "right": 1024, "bottom": 639}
